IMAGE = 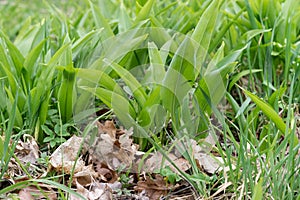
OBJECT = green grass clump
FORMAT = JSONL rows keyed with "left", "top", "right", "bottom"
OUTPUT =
{"left": 0, "top": 0, "right": 299, "bottom": 199}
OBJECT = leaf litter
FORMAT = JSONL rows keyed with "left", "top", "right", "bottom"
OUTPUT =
{"left": 1, "top": 120, "right": 227, "bottom": 199}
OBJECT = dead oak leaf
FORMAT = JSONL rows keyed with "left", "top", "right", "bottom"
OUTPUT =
{"left": 135, "top": 174, "right": 172, "bottom": 200}
{"left": 70, "top": 181, "right": 113, "bottom": 200}
{"left": 50, "top": 135, "right": 85, "bottom": 174}
{"left": 18, "top": 185, "right": 57, "bottom": 200}
{"left": 142, "top": 152, "right": 191, "bottom": 174}
{"left": 86, "top": 121, "right": 137, "bottom": 171}
{"left": 15, "top": 134, "right": 39, "bottom": 164}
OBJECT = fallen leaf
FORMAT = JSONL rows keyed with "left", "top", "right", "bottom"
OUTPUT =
{"left": 18, "top": 185, "right": 57, "bottom": 200}
{"left": 50, "top": 135, "right": 85, "bottom": 174}
{"left": 15, "top": 134, "right": 39, "bottom": 164}
{"left": 94, "top": 163, "right": 118, "bottom": 183}
{"left": 84, "top": 121, "right": 137, "bottom": 171}
{"left": 73, "top": 165, "right": 98, "bottom": 186}
{"left": 70, "top": 180, "right": 113, "bottom": 200}
{"left": 142, "top": 152, "right": 191, "bottom": 174}
{"left": 135, "top": 174, "right": 172, "bottom": 200}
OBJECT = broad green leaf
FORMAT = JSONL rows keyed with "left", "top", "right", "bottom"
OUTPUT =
{"left": 47, "top": 43, "right": 71, "bottom": 67}
{"left": 268, "top": 85, "right": 286, "bottom": 107}
{"left": 90, "top": 33, "right": 148, "bottom": 73}
{"left": 0, "top": 31, "right": 25, "bottom": 75}
{"left": 242, "top": 88, "right": 298, "bottom": 145}
{"left": 195, "top": 43, "right": 242, "bottom": 114}
{"left": 13, "top": 17, "right": 34, "bottom": 54}
{"left": 191, "top": 0, "right": 221, "bottom": 66}
{"left": 23, "top": 39, "right": 47, "bottom": 84}
{"left": 138, "top": 86, "right": 162, "bottom": 127}
{"left": 77, "top": 68, "right": 125, "bottom": 96}
{"left": 5, "top": 87, "right": 23, "bottom": 127}
{"left": 161, "top": 67, "right": 192, "bottom": 119}
{"left": 135, "top": 0, "right": 155, "bottom": 22}
{"left": 252, "top": 178, "right": 263, "bottom": 200}
{"left": 118, "top": 2, "right": 132, "bottom": 32}
{"left": 72, "top": 29, "right": 101, "bottom": 57}
{"left": 38, "top": 90, "right": 51, "bottom": 126}
{"left": 240, "top": 29, "right": 271, "bottom": 43}
{"left": 0, "top": 137, "right": 10, "bottom": 163}
{"left": 228, "top": 69, "right": 262, "bottom": 91}
{"left": 31, "top": 19, "right": 48, "bottom": 50}
{"left": 104, "top": 58, "right": 147, "bottom": 107}
{"left": 149, "top": 18, "right": 174, "bottom": 48}
{"left": 0, "top": 39, "right": 11, "bottom": 71}
{"left": 89, "top": 0, "right": 114, "bottom": 39}
{"left": 0, "top": 62, "right": 18, "bottom": 97}
{"left": 57, "top": 63, "right": 77, "bottom": 123}
{"left": 0, "top": 61, "right": 27, "bottom": 117}
{"left": 81, "top": 86, "right": 136, "bottom": 128}
{"left": 145, "top": 42, "right": 165, "bottom": 84}
{"left": 167, "top": 35, "right": 199, "bottom": 81}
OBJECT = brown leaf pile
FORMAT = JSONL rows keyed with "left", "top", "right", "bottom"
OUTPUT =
{"left": 1, "top": 120, "right": 226, "bottom": 199}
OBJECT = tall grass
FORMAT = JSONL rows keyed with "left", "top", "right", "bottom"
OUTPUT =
{"left": 0, "top": 0, "right": 299, "bottom": 199}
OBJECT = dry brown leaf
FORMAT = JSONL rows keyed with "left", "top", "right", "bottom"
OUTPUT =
{"left": 50, "top": 135, "right": 85, "bottom": 174}
{"left": 142, "top": 152, "right": 190, "bottom": 174}
{"left": 15, "top": 134, "right": 39, "bottom": 164}
{"left": 94, "top": 163, "right": 118, "bottom": 183}
{"left": 18, "top": 185, "right": 57, "bottom": 200}
{"left": 73, "top": 165, "right": 98, "bottom": 187}
{"left": 70, "top": 180, "right": 113, "bottom": 200}
{"left": 135, "top": 174, "right": 172, "bottom": 200}
{"left": 85, "top": 121, "right": 137, "bottom": 171}
{"left": 188, "top": 139, "right": 222, "bottom": 174}
{"left": 209, "top": 181, "right": 233, "bottom": 199}
{"left": 1, "top": 135, "right": 43, "bottom": 177}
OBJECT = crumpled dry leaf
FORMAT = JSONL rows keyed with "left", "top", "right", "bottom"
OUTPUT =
{"left": 15, "top": 134, "right": 40, "bottom": 164}
{"left": 142, "top": 152, "right": 191, "bottom": 174}
{"left": 18, "top": 185, "right": 57, "bottom": 200}
{"left": 70, "top": 181, "right": 113, "bottom": 200}
{"left": 94, "top": 163, "right": 118, "bottom": 183}
{"left": 169, "top": 134, "right": 223, "bottom": 174}
{"left": 85, "top": 121, "right": 137, "bottom": 171}
{"left": 135, "top": 174, "right": 172, "bottom": 200}
{"left": 73, "top": 165, "right": 98, "bottom": 187}
{"left": 190, "top": 138, "right": 222, "bottom": 174}
{"left": 50, "top": 135, "right": 84, "bottom": 174}
{"left": 4, "top": 134, "right": 42, "bottom": 177}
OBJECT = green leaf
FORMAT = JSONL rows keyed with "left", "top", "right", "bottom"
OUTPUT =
{"left": 23, "top": 39, "right": 47, "bottom": 84}
{"left": 80, "top": 86, "right": 136, "bottom": 128}
{"left": 118, "top": 2, "right": 132, "bottom": 32}
{"left": 89, "top": 0, "right": 114, "bottom": 39}
{"left": 41, "top": 125, "right": 54, "bottom": 136}
{"left": 57, "top": 63, "right": 77, "bottom": 123}
{"left": 138, "top": 87, "right": 163, "bottom": 128}
{"left": 72, "top": 29, "right": 101, "bottom": 58}
{"left": 191, "top": 0, "right": 221, "bottom": 58}
{"left": 77, "top": 68, "right": 124, "bottom": 96}
{"left": 229, "top": 69, "right": 262, "bottom": 91}
{"left": 104, "top": 59, "right": 147, "bottom": 107}
{"left": 0, "top": 31, "right": 25, "bottom": 75}
{"left": 241, "top": 87, "right": 298, "bottom": 145}
{"left": 146, "top": 42, "right": 165, "bottom": 84}
{"left": 135, "top": 0, "right": 155, "bottom": 22}
{"left": 252, "top": 178, "right": 263, "bottom": 200}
